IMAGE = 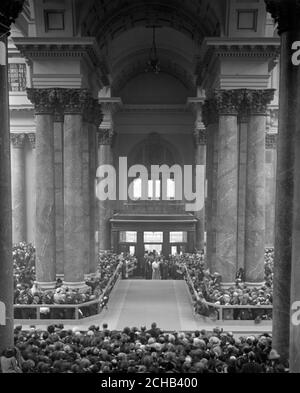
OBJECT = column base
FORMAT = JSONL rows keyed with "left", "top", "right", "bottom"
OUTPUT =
{"left": 56, "top": 274, "right": 64, "bottom": 279}
{"left": 36, "top": 281, "right": 57, "bottom": 290}
{"left": 244, "top": 281, "right": 265, "bottom": 288}
{"left": 63, "top": 281, "right": 89, "bottom": 290}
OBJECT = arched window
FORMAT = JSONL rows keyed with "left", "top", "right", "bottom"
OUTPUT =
{"left": 167, "top": 178, "right": 175, "bottom": 199}
{"left": 132, "top": 178, "right": 142, "bottom": 199}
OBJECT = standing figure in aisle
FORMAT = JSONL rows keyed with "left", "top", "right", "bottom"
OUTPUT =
{"left": 152, "top": 259, "right": 161, "bottom": 280}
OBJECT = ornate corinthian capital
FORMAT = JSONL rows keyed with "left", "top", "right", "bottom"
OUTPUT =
{"left": 27, "top": 88, "right": 57, "bottom": 114}
{"left": 10, "top": 133, "right": 25, "bottom": 148}
{"left": 57, "top": 89, "right": 92, "bottom": 115}
{"left": 0, "top": 0, "right": 25, "bottom": 34}
{"left": 27, "top": 133, "right": 36, "bottom": 149}
{"left": 213, "top": 89, "right": 245, "bottom": 116}
{"left": 265, "top": 0, "right": 300, "bottom": 34}
{"left": 244, "top": 89, "right": 275, "bottom": 115}
{"left": 97, "top": 128, "right": 114, "bottom": 146}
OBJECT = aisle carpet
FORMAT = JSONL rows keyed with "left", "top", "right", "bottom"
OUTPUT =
{"left": 98, "top": 280, "right": 199, "bottom": 331}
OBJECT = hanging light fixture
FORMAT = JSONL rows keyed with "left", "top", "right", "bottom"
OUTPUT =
{"left": 145, "top": 25, "right": 160, "bottom": 74}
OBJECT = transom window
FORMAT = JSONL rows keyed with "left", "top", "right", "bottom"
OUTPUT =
{"left": 132, "top": 178, "right": 176, "bottom": 200}
{"left": 119, "top": 231, "right": 137, "bottom": 243}
{"left": 170, "top": 231, "right": 187, "bottom": 243}
{"left": 144, "top": 231, "right": 163, "bottom": 243}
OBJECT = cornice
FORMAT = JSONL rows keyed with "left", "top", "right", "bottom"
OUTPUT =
{"left": 196, "top": 37, "right": 280, "bottom": 84}
{"left": 12, "top": 37, "right": 109, "bottom": 86}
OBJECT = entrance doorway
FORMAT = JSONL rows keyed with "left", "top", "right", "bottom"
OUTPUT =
{"left": 110, "top": 213, "right": 197, "bottom": 277}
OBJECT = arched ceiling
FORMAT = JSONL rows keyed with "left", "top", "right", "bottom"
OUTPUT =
{"left": 76, "top": 0, "right": 225, "bottom": 92}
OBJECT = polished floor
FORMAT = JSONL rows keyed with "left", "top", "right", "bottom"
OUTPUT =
{"left": 99, "top": 279, "right": 199, "bottom": 331}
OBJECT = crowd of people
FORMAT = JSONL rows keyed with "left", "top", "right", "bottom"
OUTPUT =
{"left": 13, "top": 244, "right": 122, "bottom": 317}
{"left": 12, "top": 242, "right": 275, "bottom": 321}
{"left": 0, "top": 323, "right": 287, "bottom": 373}
{"left": 143, "top": 251, "right": 185, "bottom": 280}
{"left": 180, "top": 250, "right": 274, "bottom": 321}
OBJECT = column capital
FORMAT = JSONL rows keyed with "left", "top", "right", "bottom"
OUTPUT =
{"left": 0, "top": 0, "right": 25, "bottom": 35}
{"left": 265, "top": 0, "right": 300, "bottom": 34}
{"left": 27, "top": 133, "right": 36, "bottom": 149}
{"left": 10, "top": 133, "right": 26, "bottom": 148}
{"left": 244, "top": 89, "right": 275, "bottom": 115}
{"left": 97, "top": 128, "right": 114, "bottom": 146}
{"left": 212, "top": 89, "right": 245, "bottom": 116}
{"left": 266, "top": 133, "right": 278, "bottom": 149}
{"left": 194, "top": 128, "right": 207, "bottom": 146}
{"left": 57, "top": 89, "right": 92, "bottom": 115}
{"left": 27, "top": 88, "right": 57, "bottom": 115}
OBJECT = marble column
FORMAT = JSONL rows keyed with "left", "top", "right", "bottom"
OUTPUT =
{"left": 27, "top": 89, "right": 57, "bottom": 289}
{"left": 214, "top": 90, "right": 243, "bottom": 285}
{"left": 0, "top": 27, "right": 12, "bottom": 353}
{"left": 89, "top": 106, "right": 102, "bottom": 274}
{"left": 88, "top": 123, "right": 97, "bottom": 275}
{"left": 265, "top": 0, "right": 300, "bottom": 368}
{"left": 10, "top": 133, "right": 26, "bottom": 244}
{"left": 97, "top": 128, "right": 114, "bottom": 252}
{"left": 265, "top": 134, "right": 277, "bottom": 247}
{"left": 194, "top": 128, "right": 206, "bottom": 252}
{"left": 54, "top": 109, "right": 64, "bottom": 278}
{"left": 82, "top": 118, "right": 91, "bottom": 277}
{"left": 27, "top": 133, "right": 36, "bottom": 243}
{"left": 237, "top": 118, "right": 248, "bottom": 271}
{"left": 203, "top": 101, "right": 218, "bottom": 273}
{"left": 244, "top": 90, "right": 275, "bottom": 285}
{"left": 0, "top": 0, "right": 24, "bottom": 355}
{"left": 60, "top": 89, "right": 92, "bottom": 288}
